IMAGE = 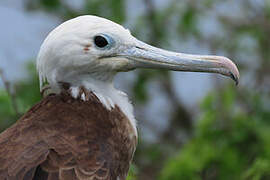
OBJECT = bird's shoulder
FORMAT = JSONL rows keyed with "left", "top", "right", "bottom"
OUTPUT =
{"left": 0, "top": 92, "right": 137, "bottom": 180}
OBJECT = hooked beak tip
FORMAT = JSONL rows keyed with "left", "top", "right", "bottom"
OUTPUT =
{"left": 213, "top": 56, "right": 240, "bottom": 85}
{"left": 226, "top": 58, "right": 240, "bottom": 85}
{"left": 230, "top": 72, "right": 239, "bottom": 85}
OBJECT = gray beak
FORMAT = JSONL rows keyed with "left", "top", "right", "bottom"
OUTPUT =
{"left": 121, "top": 40, "right": 240, "bottom": 85}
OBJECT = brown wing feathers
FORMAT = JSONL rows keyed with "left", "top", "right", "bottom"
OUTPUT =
{"left": 0, "top": 92, "right": 137, "bottom": 180}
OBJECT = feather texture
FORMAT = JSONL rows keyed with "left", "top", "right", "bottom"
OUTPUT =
{"left": 0, "top": 92, "right": 137, "bottom": 180}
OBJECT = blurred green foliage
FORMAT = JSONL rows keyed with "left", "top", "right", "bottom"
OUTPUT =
{"left": 1, "top": 0, "right": 270, "bottom": 179}
{"left": 160, "top": 86, "right": 270, "bottom": 180}
{"left": 0, "top": 90, "right": 16, "bottom": 132}
{"left": 0, "top": 62, "right": 41, "bottom": 132}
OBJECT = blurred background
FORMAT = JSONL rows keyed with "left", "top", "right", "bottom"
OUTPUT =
{"left": 0, "top": 0, "right": 270, "bottom": 179}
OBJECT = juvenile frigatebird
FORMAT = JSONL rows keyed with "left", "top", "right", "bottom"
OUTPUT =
{"left": 0, "top": 15, "right": 239, "bottom": 180}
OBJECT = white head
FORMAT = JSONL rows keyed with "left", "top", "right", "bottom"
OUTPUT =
{"left": 37, "top": 15, "right": 239, "bottom": 94}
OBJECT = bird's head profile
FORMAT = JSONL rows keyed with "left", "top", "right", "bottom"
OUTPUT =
{"left": 37, "top": 15, "right": 239, "bottom": 97}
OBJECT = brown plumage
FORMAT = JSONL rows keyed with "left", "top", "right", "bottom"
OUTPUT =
{"left": 0, "top": 90, "right": 137, "bottom": 180}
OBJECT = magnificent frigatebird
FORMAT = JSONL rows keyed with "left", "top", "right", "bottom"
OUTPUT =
{"left": 0, "top": 15, "right": 239, "bottom": 180}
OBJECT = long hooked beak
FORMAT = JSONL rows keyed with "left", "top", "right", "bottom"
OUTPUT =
{"left": 121, "top": 40, "right": 240, "bottom": 85}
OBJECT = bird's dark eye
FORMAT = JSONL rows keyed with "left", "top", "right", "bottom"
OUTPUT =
{"left": 94, "top": 35, "right": 108, "bottom": 48}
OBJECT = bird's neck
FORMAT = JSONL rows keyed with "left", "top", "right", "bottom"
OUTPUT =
{"left": 43, "top": 77, "right": 137, "bottom": 136}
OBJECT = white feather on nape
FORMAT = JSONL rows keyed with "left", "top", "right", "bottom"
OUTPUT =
{"left": 94, "top": 92, "right": 115, "bottom": 110}
{"left": 81, "top": 93, "right": 86, "bottom": 101}
{"left": 70, "top": 87, "right": 79, "bottom": 98}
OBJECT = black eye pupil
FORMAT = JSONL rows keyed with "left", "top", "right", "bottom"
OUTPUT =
{"left": 94, "top": 36, "right": 108, "bottom": 48}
